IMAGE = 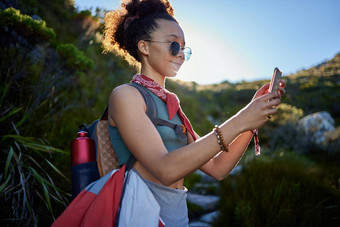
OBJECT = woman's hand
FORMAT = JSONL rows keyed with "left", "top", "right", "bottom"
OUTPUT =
{"left": 236, "top": 93, "right": 280, "bottom": 131}
{"left": 252, "top": 79, "right": 286, "bottom": 101}
{"left": 277, "top": 80, "right": 286, "bottom": 99}
{"left": 236, "top": 79, "right": 286, "bottom": 132}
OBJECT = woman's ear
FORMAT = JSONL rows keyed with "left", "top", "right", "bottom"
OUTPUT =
{"left": 137, "top": 40, "right": 149, "bottom": 57}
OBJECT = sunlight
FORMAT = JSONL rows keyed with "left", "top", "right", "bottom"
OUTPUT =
{"left": 176, "top": 21, "right": 256, "bottom": 84}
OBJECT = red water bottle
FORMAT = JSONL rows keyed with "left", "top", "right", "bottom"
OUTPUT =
{"left": 71, "top": 124, "right": 96, "bottom": 166}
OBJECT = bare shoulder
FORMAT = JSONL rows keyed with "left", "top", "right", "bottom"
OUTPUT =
{"left": 110, "top": 84, "right": 144, "bottom": 105}
{"left": 111, "top": 84, "right": 139, "bottom": 97}
{"left": 109, "top": 84, "right": 146, "bottom": 125}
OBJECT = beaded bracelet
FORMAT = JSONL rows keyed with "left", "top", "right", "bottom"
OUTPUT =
{"left": 252, "top": 128, "right": 261, "bottom": 156}
{"left": 213, "top": 125, "right": 229, "bottom": 152}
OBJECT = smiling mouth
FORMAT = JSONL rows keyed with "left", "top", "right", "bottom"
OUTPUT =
{"left": 171, "top": 62, "right": 182, "bottom": 67}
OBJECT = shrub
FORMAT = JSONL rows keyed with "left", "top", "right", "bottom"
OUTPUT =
{"left": 270, "top": 103, "right": 304, "bottom": 126}
{"left": 324, "top": 126, "right": 340, "bottom": 153}
{"left": 214, "top": 153, "right": 340, "bottom": 227}
{"left": 57, "top": 43, "right": 94, "bottom": 73}
{"left": 267, "top": 122, "right": 300, "bottom": 152}
{"left": 184, "top": 172, "right": 202, "bottom": 190}
{"left": 0, "top": 7, "right": 56, "bottom": 43}
{"left": 78, "top": 10, "right": 92, "bottom": 17}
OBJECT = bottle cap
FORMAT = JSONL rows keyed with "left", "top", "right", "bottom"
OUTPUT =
{"left": 77, "top": 131, "right": 88, "bottom": 137}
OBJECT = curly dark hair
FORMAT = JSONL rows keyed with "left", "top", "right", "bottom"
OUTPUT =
{"left": 102, "top": 0, "right": 177, "bottom": 68}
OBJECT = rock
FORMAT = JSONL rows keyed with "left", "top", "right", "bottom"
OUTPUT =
{"left": 31, "top": 15, "right": 42, "bottom": 21}
{"left": 229, "top": 165, "right": 243, "bottom": 176}
{"left": 187, "top": 193, "right": 220, "bottom": 210}
{"left": 298, "top": 111, "right": 335, "bottom": 145}
{"left": 200, "top": 211, "right": 219, "bottom": 223}
{"left": 189, "top": 221, "right": 211, "bottom": 227}
{"left": 188, "top": 171, "right": 222, "bottom": 226}
{"left": 28, "top": 44, "right": 45, "bottom": 63}
{"left": 194, "top": 170, "right": 216, "bottom": 183}
{"left": 192, "top": 182, "right": 219, "bottom": 195}
{"left": 189, "top": 211, "right": 220, "bottom": 226}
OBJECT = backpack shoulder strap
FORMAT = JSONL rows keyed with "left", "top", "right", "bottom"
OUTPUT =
{"left": 100, "top": 105, "right": 109, "bottom": 120}
{"left": 127, "top": 83, "right": 186, "bottom": 138}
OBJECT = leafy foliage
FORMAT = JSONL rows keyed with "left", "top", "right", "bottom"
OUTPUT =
{"left": 284, "top": 54, "right": 340, "bottom": 124}
{"left": 0, "top": 7, "right": 56, "bottom": 43}
{"left": 57, "top": 43, "right": 94, "bottom": 73}
{"left": 214, "top": 153, "right": 340, "bottom": 227}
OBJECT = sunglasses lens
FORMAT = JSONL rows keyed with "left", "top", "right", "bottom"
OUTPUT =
{"left": 183, "top": 47, "right": 192, "bottom": 61}
{"left": 169, "top": 42, "right": 192, "bottom": 61}
{"left": 170, "top": 42, "right": 180, "bottom": 56}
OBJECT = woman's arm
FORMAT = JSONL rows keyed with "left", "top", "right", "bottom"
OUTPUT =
{"left": 199, "top": 131, "right": 253, "bottom": 180}
{"left": 110, "top": 84, "right": 282, "bottom": 186}
{"left": 199, "top": 82, "right": 286, "bottom": 180}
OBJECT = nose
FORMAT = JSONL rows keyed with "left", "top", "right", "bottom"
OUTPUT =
{"left": 173, "top": 46, "right": 186, "bottom": 61}
{"left": 177, "top": 48, "right": 185, "bottom": 61}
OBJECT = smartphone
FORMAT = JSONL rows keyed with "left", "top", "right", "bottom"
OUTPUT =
{"left": 268, "top": 67, "right": 282, "bottom": 95}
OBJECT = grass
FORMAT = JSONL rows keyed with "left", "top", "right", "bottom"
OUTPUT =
{"left": 214, "top": 151, "right": 340, "bottom": 227}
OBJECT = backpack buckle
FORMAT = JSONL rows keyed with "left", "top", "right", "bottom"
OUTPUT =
{"left": 175, "top": 124, "right": 187, "bottom": 138}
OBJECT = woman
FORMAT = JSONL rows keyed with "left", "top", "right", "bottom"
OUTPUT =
{"left": 104, "top": 0, "right": 285, "bottom": 226}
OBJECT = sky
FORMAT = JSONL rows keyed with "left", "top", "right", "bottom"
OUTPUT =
{"left": 75, "top": 0, "right": 340, "bottom": 85}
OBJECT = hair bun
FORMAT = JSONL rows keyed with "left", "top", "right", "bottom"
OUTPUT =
{"left": 124, "top": 0, "right": 174, "bottom": 18}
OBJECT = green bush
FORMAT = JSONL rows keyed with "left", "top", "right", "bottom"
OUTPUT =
{"left": 0, "top": 7, "right": 56, "bottom": 43}
{"left": 184, "top": 172, "right": 202, "bottom": 190}
{"left": 270, "top": 103, "right": 304, "bottom": 126}
{"left": 214, "top": 153, "right": 340, "bottom": 227}
{"left": 78, "top": 10, "right": 92, "bottom": 17}
{"left": 57, "top": 43, "right": 94, "bottom": 72}
{"left": 324, "top": 126, "right": 340, "bottom": 153}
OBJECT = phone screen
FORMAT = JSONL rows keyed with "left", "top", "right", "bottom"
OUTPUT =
{"left": 269, "top": 67, "right": 282, "bottom": 94}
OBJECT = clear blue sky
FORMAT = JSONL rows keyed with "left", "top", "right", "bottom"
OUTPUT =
{"left": 75, "top": 0, "right": 340, "bottom": 85}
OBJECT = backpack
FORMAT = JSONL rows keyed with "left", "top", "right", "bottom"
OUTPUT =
{"left": 71, "top": 83, "right": 186, "bottom": 198}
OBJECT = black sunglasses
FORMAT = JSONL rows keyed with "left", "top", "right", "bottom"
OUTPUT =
{"left": 144, "top": 40, "right": 192, "bottom": 61}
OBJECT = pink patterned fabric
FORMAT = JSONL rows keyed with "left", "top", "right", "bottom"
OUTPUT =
{"left": 131, "top": 74, "right": 197, "bottom": 141}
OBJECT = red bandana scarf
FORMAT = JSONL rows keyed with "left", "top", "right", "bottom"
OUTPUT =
{"left": 131, "top": 74, "right": 197, "bottom": 141}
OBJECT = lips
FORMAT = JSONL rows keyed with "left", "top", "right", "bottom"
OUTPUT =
{"left": 171, "top": 61, "right": 182, "bottom": 69}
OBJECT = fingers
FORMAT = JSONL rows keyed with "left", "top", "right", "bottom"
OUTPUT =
{"left": 253, "top": 83, "right": 270, "bottom": 99}
{"left": 247, "top": 81, "right": 286, "bottom": 126}
{"left": 257, "top": 95, "right": 280, "bottom": 119}
{"left": 267, "top": 97, "right": 281, "bottom": 106}
{"left": 259, "top": 92, "right": 277, "bottom": 102}
{"left": 267, "top": 97, "right": 281, "bottom": 118}
{"left": 261, "top": 83, "right": 270, "bottom": 91}
{"left": 276, "top": 79, "right": 286, "bottom": 99}
{"left": 278, "top": 87, "right": 286, "bottom": 98}
{"left": 266, "top": 105, "right": 278, "bottom": 116}
{"left": 252, "top": 93, "right": 277, "bottom": 117}
{"left": 259, "top": 80, "right": 286, "bottom": 97}
{"left": 279, "top": 79, "right": 286, "bottom": 88}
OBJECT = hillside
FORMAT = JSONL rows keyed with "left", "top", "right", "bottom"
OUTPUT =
{"left": 166, "top": 52, "right": 340, "bottom": 135}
